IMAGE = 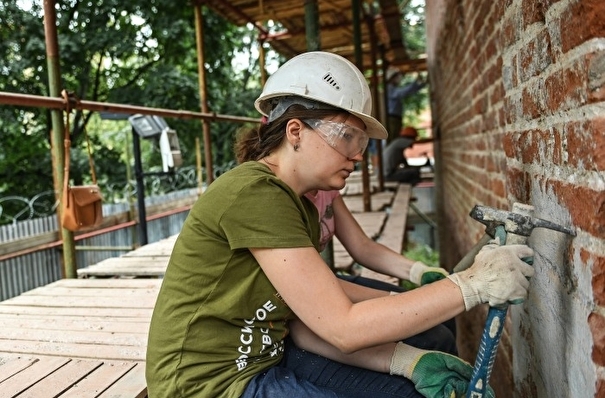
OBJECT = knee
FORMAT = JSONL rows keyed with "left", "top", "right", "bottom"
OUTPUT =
{"left": 402, "top": 324, "right": 458, "bottom": 355}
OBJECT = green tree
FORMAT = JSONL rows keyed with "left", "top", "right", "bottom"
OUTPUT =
{"left": 0, "top": 1, "right": 53, "bottom": 206}
{"left": 0, "top": 1, "right": 263, "bottom": 212}
{"left": 0, "top": 0, "right": 428, "bottom": 221}
{"left": 399, "top": 0, "right": 429, "bottom": 130}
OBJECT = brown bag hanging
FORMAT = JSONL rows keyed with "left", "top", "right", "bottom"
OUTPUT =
{"left": 61, "top": 90, "right": 103, "bottom": 231}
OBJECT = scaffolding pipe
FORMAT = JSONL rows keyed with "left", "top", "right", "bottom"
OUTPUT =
{"left": 351, "top": 0, "right": 371, "bottom": 213}
{"left": 194, "top": 4, "right": 215, "bottom": 185}
{"left": 305, "top": 0, "right": 321, "bottom": 51}
{"left": 43, "top": 0, "right": 77, "bottom": 279}
{"left": 0, "top": 91, "right": 260, "bottom": 124}
{"left": 366, "top": 9, "right": 385, "bottom": 191}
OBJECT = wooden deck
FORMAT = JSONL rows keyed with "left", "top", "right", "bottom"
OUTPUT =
{"left": 0, "top": 278, "right": 159, "bottom": 397}
{"left": 359, "top": 183, "right": 411, "bottom": 284}
{"left": 0, "top": 355, "right": 146, "bottom": 398}
{"left": 77, "top": 236, "right": 176, "bottom": 278}
{"left": 0, "top": 180, "right": 412, "bottom": 397}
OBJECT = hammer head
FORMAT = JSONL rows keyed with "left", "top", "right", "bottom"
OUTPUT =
{"left": 469, "top": 205, "right": 576, "bottom": 238}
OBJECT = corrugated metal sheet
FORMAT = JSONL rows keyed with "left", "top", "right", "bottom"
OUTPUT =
{"left": 0, "top": 189, "right": 196, "bottom": 301}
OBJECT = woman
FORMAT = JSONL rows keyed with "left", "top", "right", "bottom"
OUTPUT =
{"left": 146, "top": 51, "right": 533, "bottom": 398}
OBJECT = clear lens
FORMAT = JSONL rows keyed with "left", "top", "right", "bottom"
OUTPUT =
{"left": 303, "top": 119, "right": 369, "bottom": 158}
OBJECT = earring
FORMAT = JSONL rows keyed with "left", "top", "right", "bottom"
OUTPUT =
{"left": 294, "top": 143, "right": 300, "bottom": 151}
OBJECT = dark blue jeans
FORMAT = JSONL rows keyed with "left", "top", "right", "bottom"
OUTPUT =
{"left": 241, "top": 275, "right": 458, "bottom": 397}
{"left": 241, "top": 338, "right": 424, "bottom": 398}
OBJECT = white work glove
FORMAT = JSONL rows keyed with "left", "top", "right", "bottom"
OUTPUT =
{"left": 447, "top": 243, "right": 534, "bottom": 310}
{"left": 409, "top": 261, "right": 449, "bottom": 286}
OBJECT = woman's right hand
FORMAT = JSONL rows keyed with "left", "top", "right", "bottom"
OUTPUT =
{"left": 447, "top": 243, "right": 535, "bottom": 310}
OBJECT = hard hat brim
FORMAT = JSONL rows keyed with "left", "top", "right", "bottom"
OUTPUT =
{"left": 256, "top": 93, "right": 388, "bottom": 140}
{"left": 349, "top": 109, "right": 388, "bottom": 140}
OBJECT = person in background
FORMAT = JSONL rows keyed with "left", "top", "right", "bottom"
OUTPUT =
{"left": 385, "top": 67, "right": 426, "bottom": 144}
{"left": 305, "top": 189, "right": 448, "bottom": 289}
{"left": 306, "top": 188, "right": 457, "bottom": 342}
{"left": 146, "top": 51, "right": 533, "bottom": 398}
{"left": 382, "top": 125, "right": 430, "bottom": 185}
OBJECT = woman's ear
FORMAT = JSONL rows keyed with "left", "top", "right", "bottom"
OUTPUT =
{"left": 285, "top": 118, "right": 305, "bottom": 148}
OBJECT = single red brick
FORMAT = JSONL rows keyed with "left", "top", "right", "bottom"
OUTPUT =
{"left": 544, "top": 63, "right": 586, "bottom": 113}
{"left": 596, "top": 379, "right": 605, "bottom": 398}
{"left": 551, "top": 181, "right": 605, "bottom": 236}
{"left": 589, "top": 312, "right": 605, "bottom": 366}
{"left": 506, "top": 168, "right": 531, "bottom": 203}
{"left": 521, "top": 0, "right": 547, "bottom": 28}
{"left": 591, "top": 118, "right": 605, "bottom": 170}
{"left": 593, "top": 254, "right": 605, "bottom": 306}
{"left": 560, "top": 0, "right": 605, "bottom": 53}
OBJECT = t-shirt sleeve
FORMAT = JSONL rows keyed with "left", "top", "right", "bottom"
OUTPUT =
{"left": 221, "top": 177, "right": 317, "bottom": 250}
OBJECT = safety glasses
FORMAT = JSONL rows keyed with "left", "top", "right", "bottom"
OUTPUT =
{"left": 303, "top": 119, "right": 369, "bottom": 159}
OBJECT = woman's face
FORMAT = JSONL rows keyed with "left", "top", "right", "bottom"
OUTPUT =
{"left": 301, "top": 114, "right": 367, "bottom": 191}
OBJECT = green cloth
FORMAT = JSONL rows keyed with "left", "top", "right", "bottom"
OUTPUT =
{"left": 419, "top": 270, "right": 448, "bottom": 286}
{"left": 146, "top": 161, "right": 320, "bottom": 398}
{"left": 390, "top": 343, "right": 495, "bottom": 398}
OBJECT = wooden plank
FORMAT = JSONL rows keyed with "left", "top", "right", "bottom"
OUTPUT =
{"left": 85, "top": 257, "right": 169, "bottom": 267}
{"left": 0, "top": 317, "right": 150, "bottom": 334}
{"left": 361, "top": 183, "right": 411, "bottom": 284}
{"left": 3, "top": 295, "right": 157, "bottom": 309}
{"left": 0, "top": 356, "right": 38, "bottom": 384}
{"left": 0, "top": 305, "right": 153, "bottom": 318}
{"left": 376, "top": 184, "right": 411, "bottom": 252}
{"left": 333, "top": 212, "right": 387, "bottom": 270}
{"left": 0, "top": 340, "right": 146, "bottom": 361}
{"left": 76, "top": 256, "right": 168, "bottom": 277}
{"left": 342, "top": 191, "right": 395, "bottom": 213}
{"left": 97, "top": 362, "right": 147, "bottom": 398}
{"left": 0, "top": 356, "right": 69, "bottom": 398}
{"left": 75, "top": 235, "right": 177, "bottom": 277}
{"left": 0, "top": 231, "right": 59, "bottom": 257}
{"left": 121, "top": 242, "right": 176, "bottom": 257}
{"left": 78, "top": 267, "right": 166, "bottom": 277}
{"left": 16, "top": 358, "right": 102, "bottom": 398}
{"left": 0, "top": 326, "right": 147, "bottom": 347}
{"left": 21, "top": 286, "right": 159, "bottom": 298}
{"left": 59, "top": 361, "right": 139, "bottom": 398}
{"left": 118, "top": 255, "right": 170, "bottom": 263}
{"left": 48, "top": 279, "right": 162, "bottom": 289}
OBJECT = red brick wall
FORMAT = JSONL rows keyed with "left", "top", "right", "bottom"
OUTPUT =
{"left": 426, "top": 0, "right": 605, "bottom": 396}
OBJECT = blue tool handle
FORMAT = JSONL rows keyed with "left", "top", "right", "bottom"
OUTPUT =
{"left": 466, "top": 224, "right": 509, "bottom": 398}
{"left": 467, "top": 305, "right": 508, "bottom": 397}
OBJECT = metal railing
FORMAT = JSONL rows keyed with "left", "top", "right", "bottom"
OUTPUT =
{"left": 0, "top": 188, "right": 198, "bottom": 301}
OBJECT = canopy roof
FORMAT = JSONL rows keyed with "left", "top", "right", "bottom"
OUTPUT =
{"left": 200, "top": 0, "right": 424, "bottom": 71}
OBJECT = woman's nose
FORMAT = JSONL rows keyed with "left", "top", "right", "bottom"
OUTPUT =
{"left": 349, "top": 152, "right": 364, "bottom": 162}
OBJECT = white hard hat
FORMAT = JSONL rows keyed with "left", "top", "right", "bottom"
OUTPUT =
{"left": 255, "top": 51, "right": 387, "bottom": 140}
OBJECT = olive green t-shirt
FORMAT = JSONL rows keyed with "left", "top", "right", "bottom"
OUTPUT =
{"left": 146, "top": 161, "right": 320, "bottom": 398}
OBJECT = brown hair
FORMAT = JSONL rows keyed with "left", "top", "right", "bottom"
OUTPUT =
{"left": 234, "top": 105, "right": 348, "bottom": 163}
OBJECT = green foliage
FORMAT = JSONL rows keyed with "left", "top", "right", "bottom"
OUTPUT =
{"left": 404, "top": 243, "right": 439, "bottom": 267}
{"left": 0, "top": 2, "right": 54, "bottom": 197}
{"left": 398, "top": 0, "right": 429, "bottom": 129}
{"left": 400, "top": 0, "right": 427, "bottom": 58}
{"left": 0, "top": 0, "right": 428, "bottom": 215}
{"left": 401, "top": 243, "right": 439, "bottom": 290}
{"left": 0, "top": 1, "right": 263, "bottom": 207}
